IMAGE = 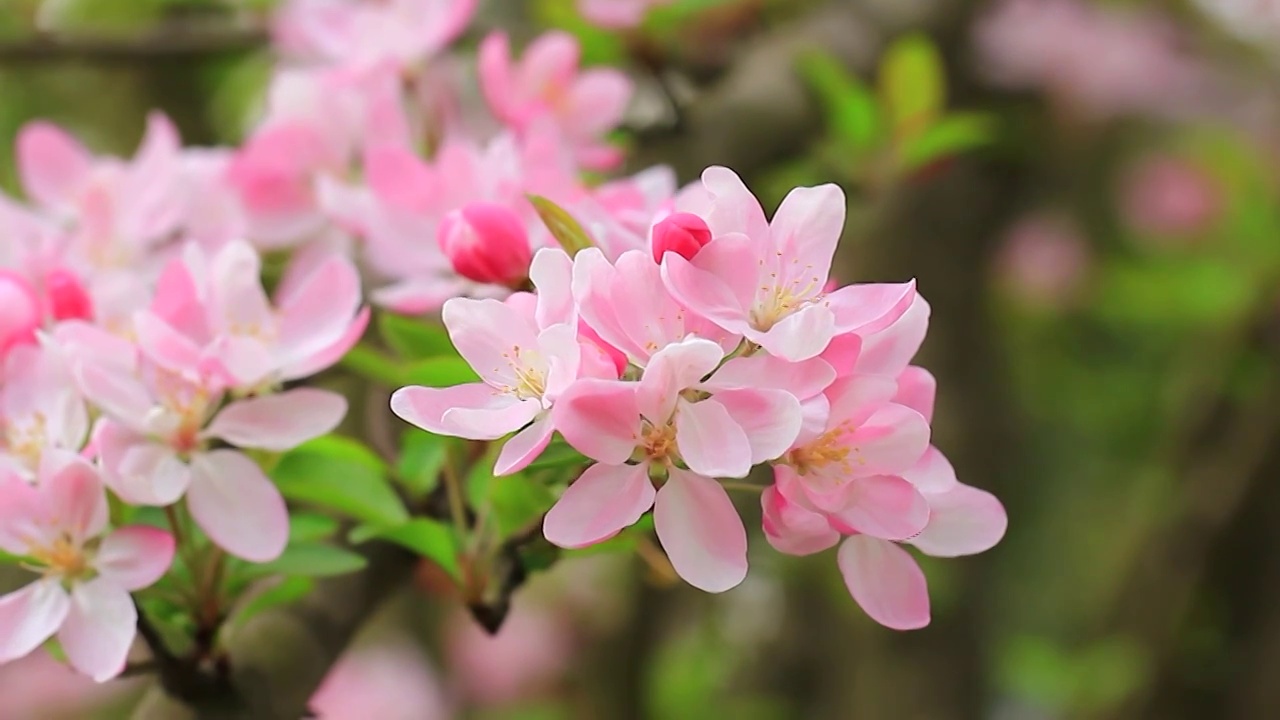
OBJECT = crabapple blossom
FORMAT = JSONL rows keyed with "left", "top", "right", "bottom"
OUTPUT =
{"left": 57, "top": 321, "right": 345, "bottom": 562}
{"left": 0, "top": 270, "right": 41, "bottom": 359}
{"left": 661, "top": 167, "right": 917, "bottom": 361}
{"left": 479, "top": 31, "right": 632, "bottom": 170}
{"left": 650, "top": 212, "right": 712, "bottom": 263}
{"left": 273, "top": 0, "right": 477, "bottom": 71}
{"left": 0, "top": 455, "right": 174, "bottom": 681}
{"left": 0, "top": 344, "right": 88, "bottom": 480}
{"left": 437, "top": 202, "right": 533, "bottom": 286}
{"left": 578, "top": 0, "right": 674, "bottom": 28}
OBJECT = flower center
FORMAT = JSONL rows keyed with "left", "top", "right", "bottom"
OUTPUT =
{"left": 499, "top": 345, "right": 546, "bottom": 400}
{"left": 786, "top": 422, "right": 858, "bottom": 479}
{"left": 1, "top": 411, "right": 48, "bottom": 471}
{"left": 29, "top": 534, "right": 91, "bottom": 580}
{"left": 640, "top": 421, "right": 678, "bottom": 465}
{"left": 751, "top": 259, "right": 824, "bottom": 331}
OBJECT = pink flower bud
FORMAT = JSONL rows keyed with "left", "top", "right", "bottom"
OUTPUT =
{"left": 437, "top": 202, "right": 532, "bottom": 286}
{"left": 650, "top": 212, "right": 712, "bottom": 263}
{"left": 44, "top": 267, "right": 94, "bottom": 321}
{"left": 0, "top": 270, "right": 41, "bottom": 357}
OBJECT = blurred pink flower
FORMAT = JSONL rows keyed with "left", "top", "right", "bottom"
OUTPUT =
{"left": 577, "top": 0, "right": 673, "bottom": 28}
{"left": 0, "top": 652, "right": 137, "bottom": 720}
{"left": 273, "top": 0, "right": 477, "bottom": 71}
{"left": 994, "top": 213, "right": 1091, "bottom": 308}
{"left": 445, "top": 603, "right": 575, "bottom": 706}
{"left": 1120, "top": 154, "right": 1221, "bottom": 239}
{"left": 311, "top": 642, "right": 451, "bottom": 720}
{"left": 975, "top": 0, "right": 1204, "bottom": 119}
{"left": 0, "top": 270, "right": 41, "bottom": 360}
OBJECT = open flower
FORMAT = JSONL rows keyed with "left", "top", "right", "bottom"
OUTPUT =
{"left": 0, "top": 455, "right": 173, "bottom": 681}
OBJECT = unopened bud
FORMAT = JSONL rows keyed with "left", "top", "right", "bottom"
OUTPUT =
{"left": 0, "top": 270, "right": 41, "bottom": 357}
{"left": 44, "top": 267, "right": 94, "bottom": 322}
{"left": 438, "top": 202, "right": 532, "bottom": 286}
{"left": 650, "top": 212, "right": 712, "bottom": 263}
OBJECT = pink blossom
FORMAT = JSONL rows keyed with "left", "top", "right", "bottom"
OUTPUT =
{"left": 134, "top": 241, "right": 368, "bottom": 392}
{"left": 0, "top": 270, "right": 41, "bottom": 359}
{"left": 0, "top": 651, "right": 138, "bottom": 720}
{"left": 445, "top": 603, "right": 575, "bottom": 706}
{"left": 391, "top": 250, "right": 594, "bottom": 475}
{"left": 577, "top": 0, "right": 674, "bottom": 28}
{"left": 479, "top": 31, "right": 632, "bottom": 170}
{"left": 1120, "top": 154, "right": 1221, "bottom": 239}
{"left": 995, "top": 213, "right": 1091, "bottom": 308}
{"left": 661, "top": 167, "right": 916, "bottom": 361}
{"left": 42, "top": 268, "right": 94, "bottom": 322}
{"left": 273, "top": 0, "right": 477, "bottom": 71}
{"left": 311, "top": 642, "right": 452, "bottom": 720}
{"left": 0, "top": 455, "right": 174, "bottom": 681}
{"left": 436, "top": 202, "right": 533, "bottom": 286}
{"left": 57, "top": 323, "right": 345, "bottom": 562}
{"left": 546, "top": 337, "right": 804, "bottom": 592}
{"left": 0, "top": 344, "right": 89, "bottom": 479}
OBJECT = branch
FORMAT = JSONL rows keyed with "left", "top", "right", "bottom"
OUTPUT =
{"left": 0, "top": 25, "right": 266, "bottom": 64}
{"left": 130, "top": 543, "right": 418, "bottom": 720}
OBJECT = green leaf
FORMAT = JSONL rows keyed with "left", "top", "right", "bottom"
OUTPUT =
{"left": 271, "top": 438, "right": 408, "bottom": 527}
{"left": 244, "top": 543, "right": 368, "bottom": 578}
{"left": 289, "top": 512, "right": 340, "bottom": 543}
{"left": 231, "top": 576, "right": 315, "bottom": 629}
{"left": 898, "top": 112, "right": 994, "bottom": 171}
{"left": 401, "top": 357, "right": 480, "bottom": 387}
{"left": 528, "top": 195, "right": 595, "bottom": 257}
{"left": 879, "top": 33, "right": 945, "bottom": 140}
{"left": 351, "top": 518, "right": 460, "bottom": 580}
{"left": 524, "top": 437, "right": 589, "bottom": 472}
{"left": 396, "top": 430, "right": 449, "bottom": 496}
{"left": 486, "top": 473, "right": 556, "bottom": 538}
{"left": 378, "top": 312, "right": 454, "bottom": 360}
{"left": 339, "top": 343, "right": 410, "bottom": 387}
{"left": 797, "top": 52, "right": 882, "bottom": 152}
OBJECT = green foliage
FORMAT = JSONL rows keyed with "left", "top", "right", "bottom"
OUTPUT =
{"left": 798, "top": 52, "right": 880, "bottom": 154}
{"left": 879, "top": 33, "right": 944, "bottom": 140}
{"left": 229, "top": 576, "right": 316, "bottom": 629}
{"left": 243, "top": 543, "right": 368, "bottom": 578}
{"left": 271, "top": 436, "right": 410, "bottom": 527}
{"left": 529, "top": 195, "right": 597, "bottom": 257}
{"left": 396, "top": 429, "right": 450, "bottom": 496}
{"left": 378, "top": 312, "right": 455, "bottom": 360}
{"left": 351, "top": 518, "right": 461, "bottom": 580}
{"left": 288, "top": 512, "right": 341, "bottom": 543}
{"left": 998, "top": 635, "right": 1150, "bottom": 714}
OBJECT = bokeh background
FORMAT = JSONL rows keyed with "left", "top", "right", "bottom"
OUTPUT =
{"left": 2, "top": 0, "right": 1279, "bottom": 718}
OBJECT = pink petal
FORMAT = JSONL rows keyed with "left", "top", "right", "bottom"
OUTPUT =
{"left": 0, "top": 580, "right": 70, "bottom": 663}
{"left": 636, "top": 338, "right": 724, "bottom": 422}
{"left": 477, "top": 32, "right": 517, "bottom": 124}
{"left": 565, "top": 70, "right": 632, "bottom": 136}
{"left": 16, "top": 121, "right": 91, "bottom": 209}
{"left": 530, "top": 248, "right": 576, "bottom": 329}
{"left": 132, "top": 312, "right": 203, "bottom": 377}
{"left": 653, "top": 468, "right": 748, "bottom": 593}
{"left": 58, "top": 578, "right": 136, "bottom": 682}
{"left": 72, "top": 363, "right": 152, "bottom": 433}
{"left": 281, "top": 305, "right": 371, "bottom": 381}
{"left": 838, "top": 536, "right": 930, "bottom": 630}
{"left": 543, "top": 462, "right": 655, "bottom": 548}
{"left": 819, "top": 332, "right": 863, "bottom": 376}
{"left": 94, "top": 526, "right": 175, "bottom": 591}
{"left": 747, "top": 303, "right": 837, "bottom": 362}
{"left": 551, "top": 379, "right": 640, "bottom": 464}
{"left": 44, "top": 456, "right": 108, "bottom": 542}
{"left": 848, "top": 404, "right": 932, "bottom": 476}
{"left": 0, "top": 477, "right": 44, "bottom": 554}
{"left": 910, "top": 484, "right": 1007, "bottom": 558}
{"left": 660, "top": 252, "right": 750, "bottom": 337}
{"left": 853, "top": 295, "right": 931, "bottom": 376}
{"left": 188, "top": 450, "right": 288, "bottom": 562}
{"left": 95, "top": 424, "right": 191, "bottom": 506}
{"left": 831, "top": 475, "right": 930, "bottom": 541}
{"left": 892, "top": 366, "right": 937, "bottom": 423}
{"left": 494, "top": 413, "right": 555, "bottom": 476}
{"left": 675, "top": 398, "right": 752, "bottom": 479}
{"left": 442, "top": 298, "right": 540, "bottom": 389}
{"left": 205, "top": 389, "right": 347, "bottom": 451}
{"left": 390, "top": 383, "right": 538, "bottom": 441}
{"left": 769, "top": 183, "right": 846, "bottom": 283}
{"left": 703, "top": 354, "right": 836, "bottom": 400}
{"left": 277, "top": 255, "right": 363, "bottom": 369}
{"left": 825, "top": 374, "right": 898, "bottom": 427}
{"left": 761, "top": 483, "right": 839, "bottom": 556}
{"left": 828, "top": 281, "right": 918, "bottom": 336}
{"left": 210, "top": 242, "right": 275, "bottom": 335}
{"left": 699, "top": 166, "right": 769, "bottom": 241}
{"left": 209, "top": 335, "right": 276, "bottom": 389}
{"left": 710, "top": 388, "right": 802, "bottom": 464}
{"left": 901, "top": 445, "right": 957, "bottom": 494}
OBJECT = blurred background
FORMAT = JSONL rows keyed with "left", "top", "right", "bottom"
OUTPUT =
{"left": 2, "top": 0, "right": 1280, "bottom": 718}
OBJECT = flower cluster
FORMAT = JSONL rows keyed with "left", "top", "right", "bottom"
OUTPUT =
{"left": 393, "top": 166, "right": 1007, "bottom": 628}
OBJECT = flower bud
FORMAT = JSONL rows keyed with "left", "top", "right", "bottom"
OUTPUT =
{"left": 44, "top": 267, "right": 94, "bottom": 322}
{"left": 437, "top": 202, "right": 532, "bottom": 286}
{"left": 0, "top": 270, "right": 41, "bottom": 357}
{"left": 650, "top": 212, "right": 712, "bottom": 263}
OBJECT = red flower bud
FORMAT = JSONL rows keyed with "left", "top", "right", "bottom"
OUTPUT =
{"left": 437, "top": 202, "right": 532, "bottom": 286}
{"left": 650, "top": 212, "right": 712, "bottom": 263}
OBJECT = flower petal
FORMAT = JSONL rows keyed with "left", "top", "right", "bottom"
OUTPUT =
{"left": 205, "top": 388, "right": 347, "bottom": 451}
{"left": 747, "top": 303, "right": 836, "bottom": 362}
{"left": 838, "top": 535, "right": 930, "bottom": 630}
{"left": 654, "top": 468, "right": 748, "bottom": 593}
{"left": 848, "top": 404, "right": 932, "bottom": 476}
{"left": 901, "top": 445, "right": 957, "bottom": 494}
{"left": 391, "top": 384, "right": 537, "bottom": 441}
{"left": 551, "top": 379, "right": 640, "bottom": 464}
{"left": 58, "top": 578, "right": 136, "bottom": 682}
{"left": 96, "top": 423, "right": 191, "bottom": 506}
{"left": 188, "top": 450, "right": 288, "bottom": 562}
{"left": 543, "top": 462, "right": 655, "bottom": 548}
{"left": 910, "top": 483, "right": 1007, "bottom": 557}
{"left": 636, "top": 337, "right": 724, "bottom": 422}
{"left": 711, "top": 388, "right": 802, "bottom": 464}
{"left": 828, "top": 281, "right": 918, "bottom": 336}
{"left": 95, "top": 526, "right": 176, "bottom": 591}
{"left": 761, "top": 481, "right": 839, "bottom": 556}
{"left": 831, "top": 475, "right": 930, "bottom": 541}
{"left": 16, "top": 121, "right": 91, "bottom": 209}
{"left": 769, "top": 182, "right": 845, "bottom": 283}
{"left": 43, "top": 455, "right": 108, "bottom": 542}
{"left": 675, "top": 398, "right": 752, "bottom": 479}
{"left": 494, "top": 413, "right": 554, "bottom": 476}
{"left": 0, "top": 580, "right": 69, "bottom": 663}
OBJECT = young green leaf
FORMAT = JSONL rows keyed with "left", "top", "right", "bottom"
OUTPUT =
{"left": 271, "top": 439, "right": 408, "bottom": 527}
{"left": 351, "top": 518, "right": 460, "bottom": 580}
{"left": 797, "top": 51, "right": 882, "bottom": 152}
{"left": 396, "top": 430, "right": 449, "bottom": 496}
{"left": 378, "top": 312, "right": 455, "bottom": 359}
{"left": 230, "top": 576, "right": 316, "bottom": 630}
{"left": 879, "top": 33, "right": 945, "bottom": 141}
{"left": 288, "top": 512, "right": 341, "bottom": 544}
{"left": 243, "top": 543, "right": 368, "bottom": 578}
{"left": 898, "top": 112, "right": 994, "bottom": 172}
{"left": 402, "top": 357, "right": 480, "bottom": 387}
{"left": 528, "top": 195, "right": 595, "bottom": 257}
